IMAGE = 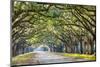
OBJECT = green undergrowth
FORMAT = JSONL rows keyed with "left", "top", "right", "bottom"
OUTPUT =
{"left": 12, "top": 52, "right": 35, "bottom": 64}
{"left": 63, "top": 53, "right": 96, "bottom": 60}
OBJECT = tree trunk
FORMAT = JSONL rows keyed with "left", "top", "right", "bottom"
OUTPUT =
{"left": 80, "top": 40, "right": 83, "bottom": 54}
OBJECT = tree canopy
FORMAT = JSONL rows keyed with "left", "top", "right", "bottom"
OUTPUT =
{"left": 12, "top": 1, "right": 96, "bottom": 56}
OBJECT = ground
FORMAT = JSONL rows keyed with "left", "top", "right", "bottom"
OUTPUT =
{"left": 12, "top": 51, "right": 96, "bottom": 66}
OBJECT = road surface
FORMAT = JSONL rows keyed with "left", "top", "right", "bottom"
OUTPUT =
{"left": 32, "top": 51, "right": 88, "bottom": 64}
{"left": 13, "top": 51, "right": 90, "bottom": 66}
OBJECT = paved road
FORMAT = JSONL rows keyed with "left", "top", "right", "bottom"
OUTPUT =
{"left": 31, "top": 51, "right": 88, "bottom": 64}
{"left": 14, "top": 51, "right": 89, "bottom": 66}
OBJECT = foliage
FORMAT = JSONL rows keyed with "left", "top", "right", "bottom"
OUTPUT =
{"left": 12, "top": 1, "right": 96, "bottom": 56}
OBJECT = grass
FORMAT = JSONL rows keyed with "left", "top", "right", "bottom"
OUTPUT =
{"left": 63, "top": 53, "right": 96, "bottom": 60}
{"left": 12, "top": 52, "right": 35, "bottom": 65}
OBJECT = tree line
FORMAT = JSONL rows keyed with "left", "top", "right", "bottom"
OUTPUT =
{"left": 12, "top": 1, "right": 96, "bottom": 56}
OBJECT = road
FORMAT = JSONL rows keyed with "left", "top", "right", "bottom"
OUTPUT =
{"left": 13, "top": 51, "right": 89, "bottom": 66}
{"left": 31, "top": 51, "right": 88, "bottom": 64}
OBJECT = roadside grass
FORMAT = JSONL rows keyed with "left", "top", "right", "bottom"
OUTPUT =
{"left": 12, "top": 52, "right": 35, "bottom": 65}
{"left": 63, "top": 53, "right": 96, "bottom": 60}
